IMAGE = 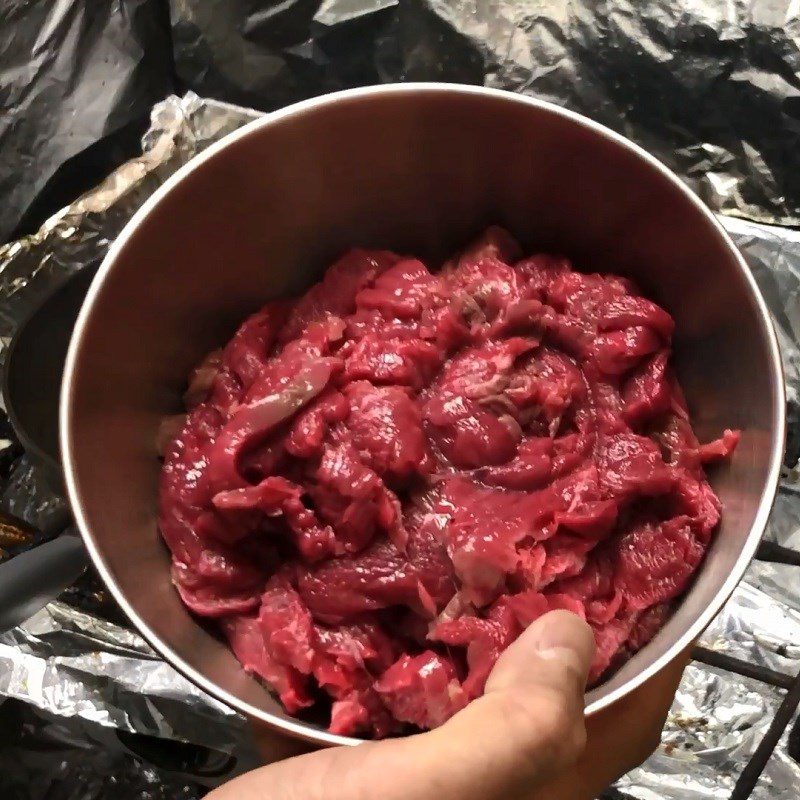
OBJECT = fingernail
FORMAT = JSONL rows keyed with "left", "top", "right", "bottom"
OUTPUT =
{"left": 529, "top": 610, "right": 595, "bottom": 670}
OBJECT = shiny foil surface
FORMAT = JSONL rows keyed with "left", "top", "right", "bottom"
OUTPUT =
{"left": 0, "top": 93, "right": 799, "bottom": 797}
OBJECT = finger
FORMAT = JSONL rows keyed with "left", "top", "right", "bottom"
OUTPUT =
{"left": 208, "top": 610, "right": 594, "bottom": 800}
{"left": 248, "top": 719, "right": 315, "bottom": 763}
{"left": 412, "top": 609, "right": 595, "bottom": 799}
{"left": 536, "top": 644, "right": 692, "bottom": 800}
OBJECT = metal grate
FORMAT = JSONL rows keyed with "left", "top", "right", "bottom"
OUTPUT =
{"left": 686, "top": 539, "right": 800, "bottom": 800}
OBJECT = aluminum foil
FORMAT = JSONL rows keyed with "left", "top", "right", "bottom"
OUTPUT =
{"left": 169, "top": 0, "right": 800, "bottom": 227}
{"left": 618, "top": 665, "right": 798, "bottom": 799}
{"left": 0, "top": 600, "right": 244, "bottom": 752}
{"left": 2, "top": 93, "right": 800, "bottom": 798}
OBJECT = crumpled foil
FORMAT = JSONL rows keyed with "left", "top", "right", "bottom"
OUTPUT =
{"left": 169, "top": 0, "right": 800, "bottom": 228}
{"left": 618, "top": 665, "right": 799, "bottom": 799}
{"left": 0, "top": 600, "right": 244, "bottom": 752}
{"left": 2, "top": 93, "right": 800, "bottom": 799}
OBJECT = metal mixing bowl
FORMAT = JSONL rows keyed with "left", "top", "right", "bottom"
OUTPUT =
{"left": 60, "top": 84, "right": 785, "bottom": 747}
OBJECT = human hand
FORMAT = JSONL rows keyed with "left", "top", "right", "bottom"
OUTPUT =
{"left": 208, "top": 610, "right": 688, "bottom": 800}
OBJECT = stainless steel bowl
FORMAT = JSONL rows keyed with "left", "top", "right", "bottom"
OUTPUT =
{"left": 60, "top": 84, "right": 785, "bottom": 748}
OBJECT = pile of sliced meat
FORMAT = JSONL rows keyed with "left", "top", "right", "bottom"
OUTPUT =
{"left": 158, "top": 227, "right": 738, "bottom": 738}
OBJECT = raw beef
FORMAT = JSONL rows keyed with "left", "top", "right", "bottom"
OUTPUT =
{"left": 158, "top": 227, "right": 738, "bottom": 737}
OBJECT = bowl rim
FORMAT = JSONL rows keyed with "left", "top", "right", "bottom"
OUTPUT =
{"left": 60, "top": 82, "right": 787, "bottom": 748}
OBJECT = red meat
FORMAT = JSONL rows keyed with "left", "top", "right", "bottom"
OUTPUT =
{"left": 423, "top": 338, "right": 537, "bottom": 468}
{"left": 480, "top": 437, "right": 553, "bottom": 490}
{"left": 342, "top": 382, "right": 433, "bottom": 482}
{"left": 212, "top": 476, "right": 339, "bottom": 560}
{"left": 622, "top": 351, "right": 671, "bottom": 427}
{"left": 429, "top": 598, "right": 519, "bottom": 698}
{"left": 295, "top": 517, "right": 454, "bottom": 625}
{"left": 278, "top": 249, "right": 400, "bottom": 343}
{"left": 614, "top": 517, "right": 705, "bottom": 610}
{"left": 222, "top": 615, "right": 312, "bottom": 714}
{"left": 307, "top": 442, "right": 406, "bottom": 553}
{"left": 597, "top": 432, "right": 674, "bottom": 500}
{"left": 374, "top": 652, "right": 468, "bottom": 729}
{"left": 436, "top": 476, "right": 564, "bottom": 605}
{"left": 158, "top": 228, "right": 738, "bottom": 737}
{"left": 355, "top": 258, "right": 442, "bottom": 322}
{"left": 342, "top": 334, "right": 441, "bottom": 388}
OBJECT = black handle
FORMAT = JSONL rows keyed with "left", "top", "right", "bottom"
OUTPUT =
{"left": 0, "top": 532, "right": 88, "bottom": 631}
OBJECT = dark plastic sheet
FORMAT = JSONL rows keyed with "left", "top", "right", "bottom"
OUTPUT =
{"left": 0, "top": 0, "right": 173, "bottom": 242}
{"left": 170, "top": 0, "right": 800, "bottom": 226}
{"left": 0, "top": 699, "right": 206, "bottom": 800}
{"left": 5, "top": 2, "right": 799, "bottom": 246}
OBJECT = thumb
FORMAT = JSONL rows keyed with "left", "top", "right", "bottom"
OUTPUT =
{"left": 416, "top": 609, "right": 595, "bottom": 799}
{"left": 207, "top": 610, "right": 594, "bottom": 800}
